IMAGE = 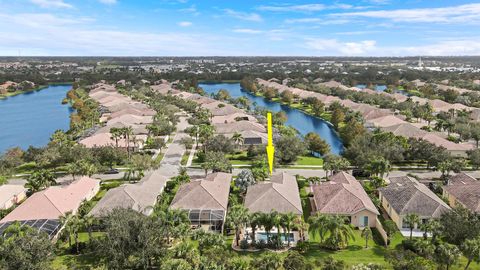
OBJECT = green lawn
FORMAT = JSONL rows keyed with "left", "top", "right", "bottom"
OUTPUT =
{"left": 295, "top": 155, "right": 324, "bottom": 166}
{"left": 227, "top": 151, "right": 252, "bottom": 165}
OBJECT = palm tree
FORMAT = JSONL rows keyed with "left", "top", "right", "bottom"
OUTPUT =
{"left": 271, "top": 211, "right": 283, "bottom": 248}
{"left": 282, "top": 213, "right": 296, "bottom": 247}
{"left": 249, "top": 212, "right": 261, "bottom": 245}
{"left": 405, "top": 213, "right": 420, "bottom": 240}
{"left": 308, "top": 214, "right": 331, "bottom": 244}
{"left": 82, "top": 215, "right": 96, "bottom": 244}
{"left": 110, "top": 127, "right": 122, "bottom": 148}
{"left": 227, "top": 205, "right": 249, "bottom": 247}
{"left": 154, "top": 209, "right": 189, "bottom": 244}
{"left": 461, "top": 237, "right": 480, "bottom": 270}
{"left": 294, "top": 217, "right": 309, "bottom": 242}
{"left": 26, "top": 169, "right": 57, "bottom": 193}
{"left": 198, "top": 124, "right": 214, "bottom": 153}
{"left": 65, "top": 162, "right": 79, "bottom": 181}
{"left": 361, "top": 227, "right": 372, "bottom": 248}
{"left": 259, "top": 212, "right": 274, "bottom": 244}
{"left": 60, "top": 212, "right": 73, "bottom": 248}
{"left": 325, "top": 215, "right": 355, "bottom": 250}
{"left": 232, "top": 132, "right": 244, "bottom": 150}
{"left": 123, "top": 126, "right": 134, "bottom": 158}
{"left": 70, "top": 215, "right": 82, "bottom": 253}
{"left": 2, "top": 221, "right": 29, "bottom": 238}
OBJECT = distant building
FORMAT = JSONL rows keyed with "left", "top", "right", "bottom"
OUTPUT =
{"left": 443, "top": 173, "right": 480, "bottom": 213}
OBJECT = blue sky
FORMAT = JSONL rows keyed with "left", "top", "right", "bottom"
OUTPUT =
{"left": 1, "top": 0, "right": 480, "bottom": 56}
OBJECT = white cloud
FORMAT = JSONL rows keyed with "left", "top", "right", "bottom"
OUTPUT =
{"left": 304, "top": 37, "right": 480, "bottom": 56}
{"left": 178, "top": 21, "right": 192, "bottom": 27}
{"left": 305, "top": 38, "right": 377, "bottom": 55}
{"left": 30, "top": 0, "right": 73, "bottom": 9}
{"left": 224, "top": 9, "right": 262, "bottom": 22}
{"left": 98, "top": 0, "right": 117, "bottom": 4}
{"left": 233, "top": 28, "right": 263, "bottom": 34}
{"left": 258, "top": 4, "right": 326, "bottom": 12}
{"left": 334, "top": 3, "right": 480, "bottom": 24}
{"left": 179, "top": 5, "right": 200, "bottom": 16}
{"left": 285, "top": 18, "right": 350, "bottom": 25}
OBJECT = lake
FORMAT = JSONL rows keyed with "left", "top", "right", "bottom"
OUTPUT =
{"left": 199, "top": 82, "right": 344, "bottom": 154}
{"left": 0, "top": 85, "right": 73, "bottom": 153}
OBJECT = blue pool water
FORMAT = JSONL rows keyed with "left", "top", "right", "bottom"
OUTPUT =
{"left": 199, "top": 82, "right": 344, "bottom": 154}
{"left": 0, "top": 85, "right": 73, "bottom": 153}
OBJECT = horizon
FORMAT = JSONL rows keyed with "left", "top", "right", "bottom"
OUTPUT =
{"left": 1, "top": 0, "right": 480, "bottom": 57}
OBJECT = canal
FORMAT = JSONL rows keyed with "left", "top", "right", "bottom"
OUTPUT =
{"left": 0, "top": 85, "right": 73, "bottom": 153}
{"left": 199, "top": 82, "right": 344, "bottom": 154}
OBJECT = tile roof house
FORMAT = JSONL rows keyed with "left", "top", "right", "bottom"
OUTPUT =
{"left": 443, "top": 173, "right": 480, "bottom": 213}
{"left": 211, "top": 113, "right": 257, "bottom": 124}
{"left": 96, "top": 122, "right": 149, "bottom": 135}
{"left": 380, "top": 123, "right": 428, "bottom": 138}
{"left": 1, "top": 177, "right": 100, "bottom": 223}
{"left": 170, "top": 172, "right": 232, "bottom": 233}
{"left": 106, "top": 114, "right": 153, "bottom": 126}
{"left": 214, "top": 121, "right": 267, "bottom": 145}
{"left": 244, "top": 172, "right": 302, "bottom": 215}
{"left": 366, "top": 115, "right": 407, "bottom": 128}
{"left": 109, "top": 108, "right": 156, "bottom": 119}
{"left": 89, "top": 170, "right": 168, "bottom": 217}
{"left": 0, "top": 185, "right": 27, "bottom": 210}
{"left": 79, "top": 132, "right": 146, "bottom": 149}
{"left": 309, "top": 172, "right": 379, "bottom": 228}
{"left": 379, "top": 176, "right": 450, "bottom": 234}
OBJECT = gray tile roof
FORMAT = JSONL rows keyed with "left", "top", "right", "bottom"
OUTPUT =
{"left": 244, "top": 172, "right": 303, "bottom": 215}
{"left": 380, "top": 176, "right": 450, "bottom": 218}
{"left": 444, "top": 173, "right": 480, "bottom": 213}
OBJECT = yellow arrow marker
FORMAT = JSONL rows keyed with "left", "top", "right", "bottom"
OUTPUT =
{"left": 266, "top": 112, "right": 274, "bottom": 175}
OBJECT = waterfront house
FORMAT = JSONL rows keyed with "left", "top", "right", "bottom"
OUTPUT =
{"left": 170, "top": 172, "right": 231, "bottom": 233}
{"left": 379, "top": 176, "right": 450, "bottom": 236}
{"left": 211, "top": 113, "right": 257, "bottom": 124}
{"left": 443, "top": 173, "right": 480, "bottom": 213}
{"left": 0, "top": 185, "right": 27, "bottom": 210}
{"left": 309, "top": 172, "right": 379, "bottom": 228}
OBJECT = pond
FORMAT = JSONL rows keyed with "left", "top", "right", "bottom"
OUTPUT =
{"left": 355, "top": 84, "right": 387, "bottom": 92}
{"left": 0, "top": 84, "right": 73, "bottom": 153}
{"left": 199, "top": 82, "right": 344, "bottom": 154}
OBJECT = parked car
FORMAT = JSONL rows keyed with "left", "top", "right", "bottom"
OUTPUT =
{"left": 104, "top": 168, "right": 120, "bottom": 174}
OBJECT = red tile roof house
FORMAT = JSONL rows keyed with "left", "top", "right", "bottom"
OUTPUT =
{"left": 0, "top": 177, "right": 100, "bottom": 238}
{"left": 443, "top": 173, "right": 480, "bottom": 213}
{"left": 0, "top": 185, "right": 27, "bottom": 210}
{"left": 309, "top": 172, "right": 380, "bottom": 228}
{"left": 170, "top": 172, "right": 232, "bottom": 233}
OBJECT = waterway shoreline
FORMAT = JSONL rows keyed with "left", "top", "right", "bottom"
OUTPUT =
{"left": 0, "top": 82, "right": 73, "bottom": 100}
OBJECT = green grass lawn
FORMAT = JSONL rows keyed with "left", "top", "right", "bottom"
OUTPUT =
{"left": 227, "top": 151, "right": 252, "bottom": 165}
{"left": 295, "top": 155, "right": 324, "bottom": 166}
{"left": 181, "top": 150, "right": 190, "bottom": 166}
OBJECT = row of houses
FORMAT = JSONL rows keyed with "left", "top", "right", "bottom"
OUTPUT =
{"left": 152, "top": 82, "right": 268, "bottom": 145}
{"left": 257, "top": 79, "right": 474, "bottom": 156}
{"left": 79, "top": 83, "right": 157, "bottom": 149}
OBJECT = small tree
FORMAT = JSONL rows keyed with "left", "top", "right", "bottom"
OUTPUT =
{"left": 435, "top": 243, "right": 461, "bottom": 270}
{"left": 234, "top": 169, "right": 256, "bottom": 194}
{"left": 405, "top": 213, "right": 420, "bottom": 240}
{"left": 461, "top": 237, "right": 480, "bottom": 270}
{"left": 361, "top": 227, "right": 372, "bottom": 248}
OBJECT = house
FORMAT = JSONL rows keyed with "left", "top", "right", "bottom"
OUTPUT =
{"left": 379, "top": 176, "right": 450, "bottom": 236}
{"left": 214, "top": 121, "right": 267, "bottom": 145}
{"left": 211, "top": 113, "right": 257, "bottom": 124}
{"left": 106, "top": 114, "right": 153, "bottom": 126}
{"left": 309, "top": 172, "right": 379, "bottom": 228}
{"left": 366, "top": 115, "right": 406, "bottom": 128}
{"left": 416, "top": 133, "right": 473, "bottom": 157}
{"left": 96, "top": 122, "right": 149, "bottom": 135}
{"left": 170, "top": 172, "right": 231, "bottom": 233}
{"left": 89, "top": 170, "right": 168, "bottom": 217}
{"left": 380, "top": 123, "right": 428, "bottom": 138}
{"left": 244, "top": 172, "right": 302, "bottom": 215}
{"left": 0, "top": 177, "right": 100, "bottom": 238}
{"left": 0, "top": 185, "right": 27, "bottom": 210}
{"left": 79, "top": 132, "right": 146, "bottom": 149}
{"left": 443, "top": 173, "right": 480, "bottom": 213}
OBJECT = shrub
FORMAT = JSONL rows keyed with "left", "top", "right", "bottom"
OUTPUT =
{"left": 240, "top": 239, "right": 249, "bottom": 250}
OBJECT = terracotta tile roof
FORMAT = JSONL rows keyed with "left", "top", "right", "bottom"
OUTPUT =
{"left": 245, "top": 172, "right": 302, "bottom": 215}
{"left": 214, "top": 121, "right": 266, "bottom": 134}
{"left": 380, "top": 176, "right": 450, "bottom": 218}
{"left": 310, "top": 172, "right": 379, "bottom": 216}
{"left": 366, "top": 115, "right": 407, "bottom": 128}
{"left": 1, "top": 177, "right": 100, "bottom": 222}
{"left": 170, "top": 173, "right": 231, "bottom": 211}
{"left": 0, "top": 185, "right": 27, "bottom": 207}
